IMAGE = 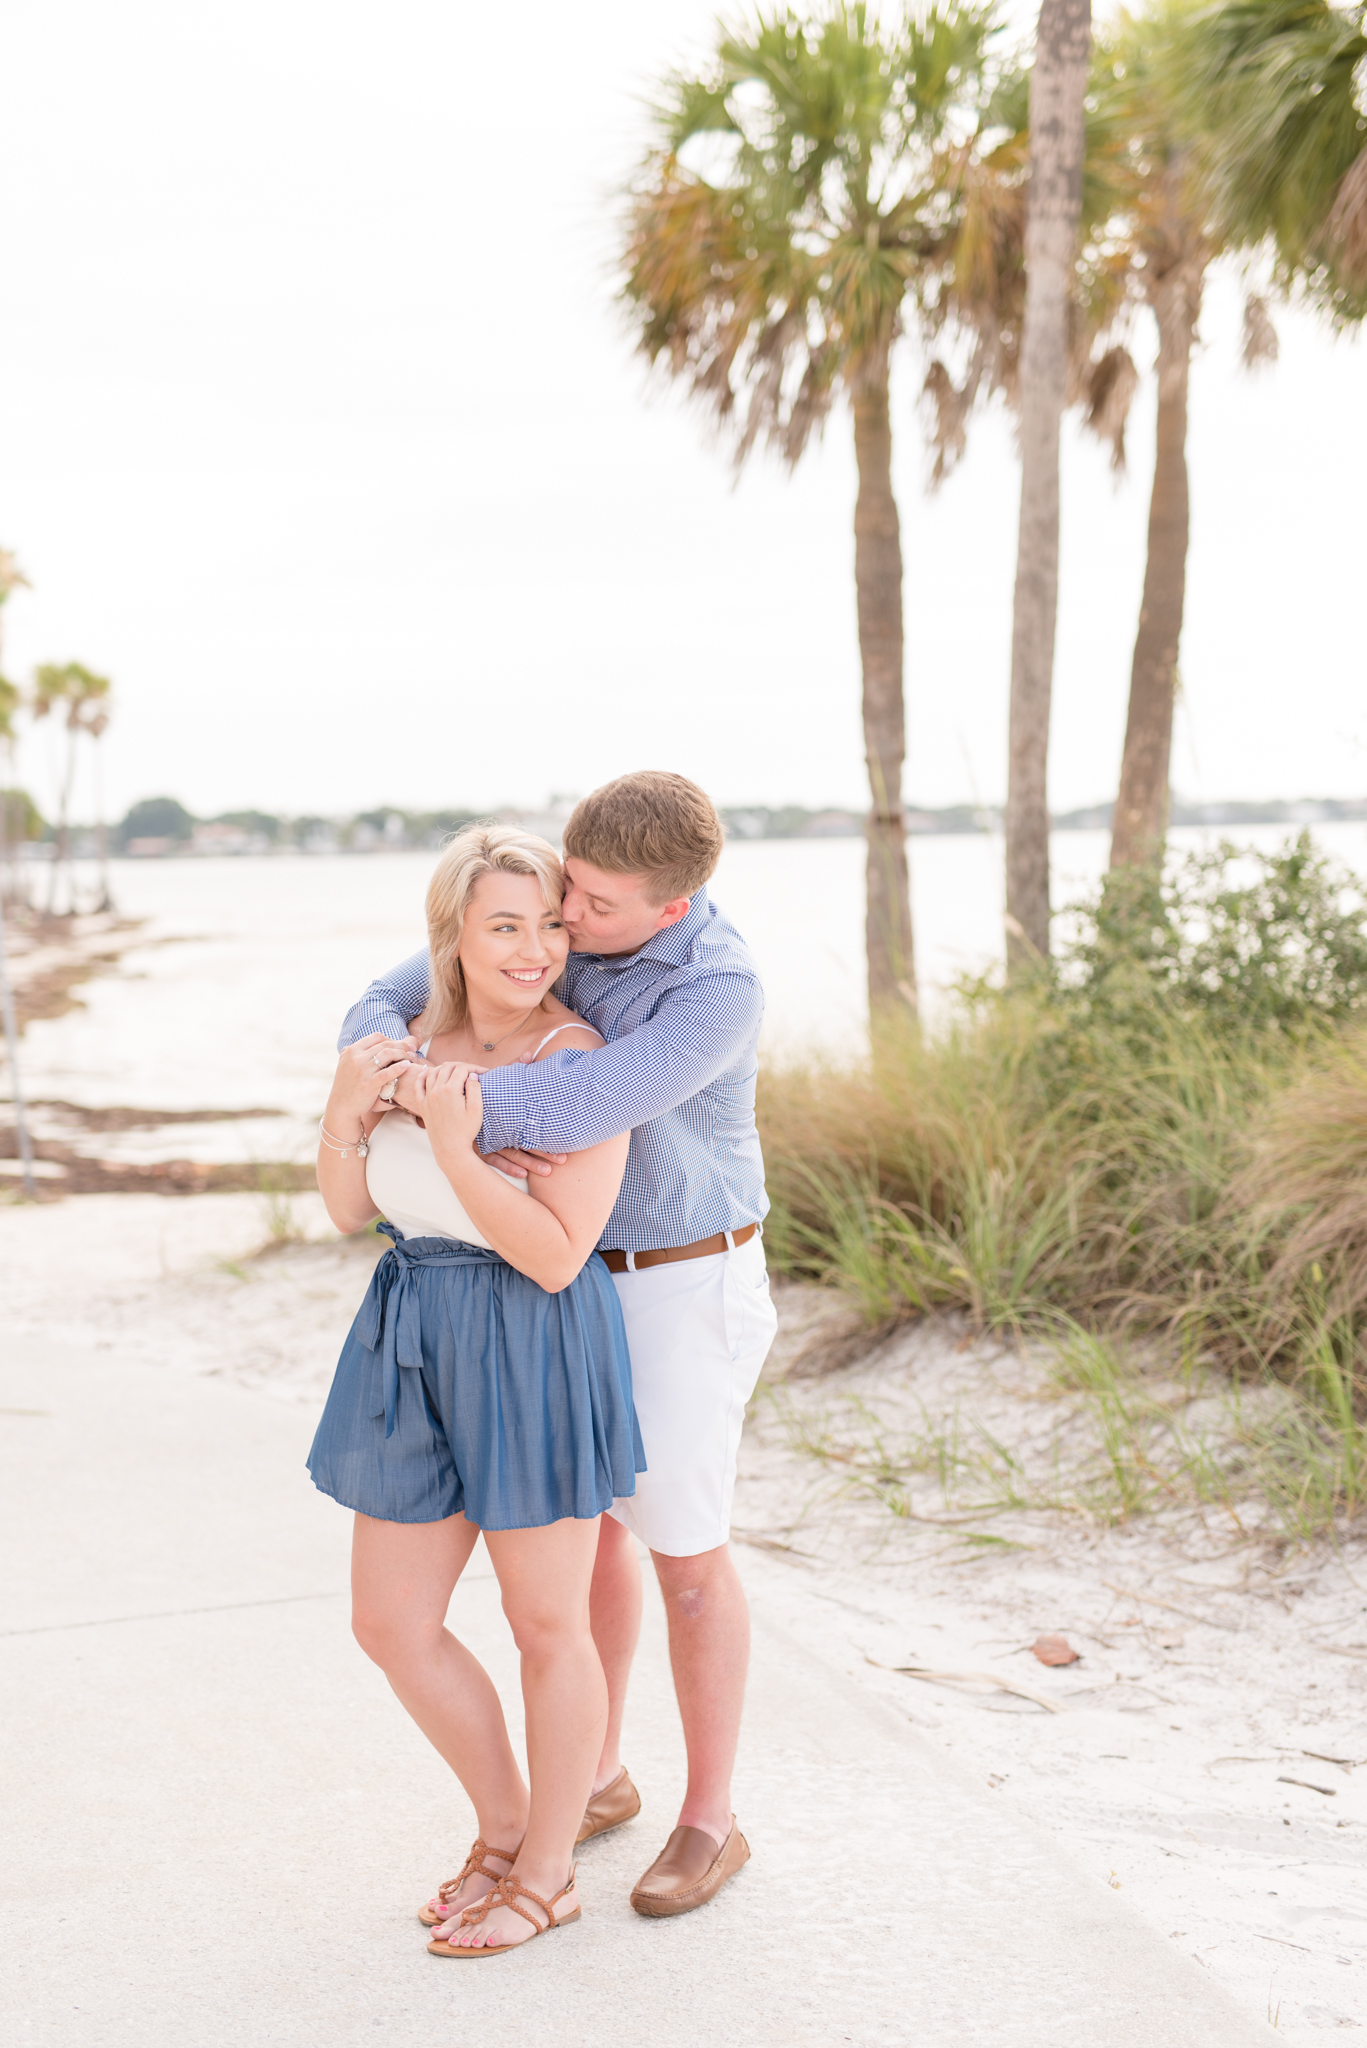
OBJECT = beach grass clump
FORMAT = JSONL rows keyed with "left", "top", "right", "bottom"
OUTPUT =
{"left": 758, "top": 837, "right": 1367, "bottom": 1532}
{"left": 771, "top": 1328, "right": 1366, "bottom": 1544}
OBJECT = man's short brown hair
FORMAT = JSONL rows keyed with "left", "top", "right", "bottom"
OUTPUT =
{"left": 563, "top": 771, "right": 724, "bottom": 905}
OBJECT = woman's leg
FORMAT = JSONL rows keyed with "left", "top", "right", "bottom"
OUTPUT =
{"left": 351, "top": 1512, "right": 530, "bottom": 1884}
{"left": 589, "top": 1511, "right": 642, "bottom": 1792}
{"left": 443, "top": 1515, "right": 606, "bottom": 1949}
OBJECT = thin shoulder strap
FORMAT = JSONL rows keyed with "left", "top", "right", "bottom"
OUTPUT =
{"left": 531, "top": 1021, "right": 604, "bottom": 1058}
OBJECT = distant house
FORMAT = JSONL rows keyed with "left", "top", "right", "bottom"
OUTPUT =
{"left": 125, "top": 837, "right": 175, "bottom": 857}
{"left": 191, "top": 822, "right": 251, "bottom": 854}
{"left": 802, "top": 810, "right": 863, "bottom": 837}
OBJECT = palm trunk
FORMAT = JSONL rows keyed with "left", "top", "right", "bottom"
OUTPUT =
{"left": 94, "top": 734, "right": 112, "bottom": 912}
{"left": 1004, "top": 0, "right": 1092, "bottom": 973}
{"left": 853, "top": 360, "right": 915, "bottom": 1018}
{"left": 0, "top": 760, "right": 10, "bottom": 913}
{"left": 1110, "top": 245, "right": 1203, "bottom": 870}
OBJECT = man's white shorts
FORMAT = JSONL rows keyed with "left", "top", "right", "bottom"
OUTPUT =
{"left": 606, "top": 1231, "right": 779, "bottom": 1558}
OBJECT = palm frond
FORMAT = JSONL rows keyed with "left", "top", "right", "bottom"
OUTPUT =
{"left": 1078, "top": 345, "right": 1140, "bottom": 468}
{"left": 1178, "top": 0, "right": 1367, "bottom": 308}
{"left": 1241, "top": 290, "right": 1280, "bottom": 368}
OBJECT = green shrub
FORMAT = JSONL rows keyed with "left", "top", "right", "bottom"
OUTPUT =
{"left": 758, "top": 839, "right": 1367, "bottom": 1527}
{"left": 1058, "top": 832, "right": 1367, "bottom": 1030}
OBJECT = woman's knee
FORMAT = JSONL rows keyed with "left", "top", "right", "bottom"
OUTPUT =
{"left": 351, "top": 1601, "right": 439, "bottom": 1670}
{"left": 501, "top": 1591, "right": 591, "bottom": 1661}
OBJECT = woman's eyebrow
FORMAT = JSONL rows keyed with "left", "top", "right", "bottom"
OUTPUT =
{"left": 482, "top": 908, "right": 530, "bottom": 919}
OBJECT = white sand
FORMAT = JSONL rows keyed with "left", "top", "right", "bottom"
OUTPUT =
{"left": 1, "top": 1190, "right": 1362, "bottom": 2037}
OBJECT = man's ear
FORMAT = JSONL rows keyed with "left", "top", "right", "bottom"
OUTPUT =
{"left": 654, "top": 895, "right": 692, "bottom": 931}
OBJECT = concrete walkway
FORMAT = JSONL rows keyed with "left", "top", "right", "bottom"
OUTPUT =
{"left": 1, "top": 1338, "right": 1268, "bottom": 2048}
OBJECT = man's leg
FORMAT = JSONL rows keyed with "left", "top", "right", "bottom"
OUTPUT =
{"left": 651, "top": 1540, "right": 748, "bottom": 1847}
{"left": 589, "top": 1509, "right": 643, "bottom": 1793}
{"left": 607, "top": 1234, "right": 778, "bottom": 1911}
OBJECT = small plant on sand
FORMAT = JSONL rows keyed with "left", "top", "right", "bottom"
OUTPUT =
{"left": 255, "top": 1161, "right": 306, "bottom": 1249}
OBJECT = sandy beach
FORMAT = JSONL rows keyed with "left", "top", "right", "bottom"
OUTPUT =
{"left": 2, "top": 1184, "right": 1362, "bottom": 2040}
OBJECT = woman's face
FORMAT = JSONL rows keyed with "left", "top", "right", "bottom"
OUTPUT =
{"left": 458, "top": 869, "right": 569, "bottom": 1012}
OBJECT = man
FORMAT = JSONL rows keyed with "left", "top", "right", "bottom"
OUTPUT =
{"left": 340, "top": 769, "right": 778, "bottom": 1916}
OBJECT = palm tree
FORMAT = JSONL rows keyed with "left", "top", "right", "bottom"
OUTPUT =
{"left": 1106, "top": 0, "right": 1367, "bottom": 872}
{"left": 1097, "top": 4, "right": 1218, "bottom": 871}
{"left": 620, "top": 2, "right": 998, "bottom": 1017}
{"left": 31, "top": 663, "right": 112, "bottom": 915}
{"left": 1003, "top": 0, "right": 1092, "bottom": 971}
{"left": 0, "top": 678, "right": 21, "bottom": 910}
{"left": 924, "top": 3, "right": 1284, "bottom": 891}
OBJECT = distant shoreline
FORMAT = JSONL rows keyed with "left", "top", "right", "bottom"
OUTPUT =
{"left": 15, "top": 795, "right": 1367, "bottom": 862}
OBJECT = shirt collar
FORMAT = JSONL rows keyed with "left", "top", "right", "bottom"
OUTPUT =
{"left": 576, "top": 888, "right": 711, "bottom": 973}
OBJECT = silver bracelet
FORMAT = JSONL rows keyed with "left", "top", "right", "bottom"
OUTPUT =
{"left": 319, "top": 1117, "right": 369, "bottom": 1159}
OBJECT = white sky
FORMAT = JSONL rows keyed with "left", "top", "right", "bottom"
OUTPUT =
{"left": 1, "top": 0, "right": 1363, "bottom": 825}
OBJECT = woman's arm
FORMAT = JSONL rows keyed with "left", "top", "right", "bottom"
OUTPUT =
{"left": 315, "top": 1034, "right": 415, "bottom": 1235}
{"left": 420, "top": 1038, "right": 627, "bottom": 1291}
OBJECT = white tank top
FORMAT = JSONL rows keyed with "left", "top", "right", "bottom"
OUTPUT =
{"left": 363, "top": 1021, "right": 599, "bottom": 1245}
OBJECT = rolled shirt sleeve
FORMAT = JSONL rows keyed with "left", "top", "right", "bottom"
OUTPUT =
{"left": 476, "top": 968, "right": 764, "bottom": 1156}
{"left": 338, "top": 949, "right": 433, "bottom": 1050}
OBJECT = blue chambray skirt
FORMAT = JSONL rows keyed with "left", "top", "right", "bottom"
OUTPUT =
{"left": 307, "top": 1226, "right": 645, "bottom": 1530}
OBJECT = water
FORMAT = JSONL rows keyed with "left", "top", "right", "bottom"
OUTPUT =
{"left": 9, "top": 822, "right": 1367, "bottom": 1168}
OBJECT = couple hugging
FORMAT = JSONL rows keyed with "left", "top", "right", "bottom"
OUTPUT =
{"left": 308, "top": 770, "right": 778, "bottom": 1957}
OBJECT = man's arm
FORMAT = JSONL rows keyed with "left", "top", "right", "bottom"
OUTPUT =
{"left": 338, "top": 948, "right": 433, "bottom": 1050}
{"left": 476, "top": 968, "right": 763, "bottom": 1156}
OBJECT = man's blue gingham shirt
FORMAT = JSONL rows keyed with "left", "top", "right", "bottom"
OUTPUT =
{"left": 339, "top": 888, "right": 768, "bottom": 1254}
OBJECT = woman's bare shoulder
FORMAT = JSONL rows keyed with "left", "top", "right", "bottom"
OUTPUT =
{"left": 530, "top": 1009, "right": 604, "bottom": 1061}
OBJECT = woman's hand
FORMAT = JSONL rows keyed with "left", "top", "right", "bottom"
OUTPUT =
{"left": 325, "top": 1033, "right": 416, "bottom": 1134}
{"left": 420, "top": 1061, "right": 488, "bottom": 1163}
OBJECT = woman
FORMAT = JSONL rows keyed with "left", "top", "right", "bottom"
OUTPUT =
{"left": 308, "top": 823, "right": 641, "bottom": 1957}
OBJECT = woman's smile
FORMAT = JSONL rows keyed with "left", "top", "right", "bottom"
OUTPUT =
{"left": 503, "top": 965, "right": 552, "bottom": 985}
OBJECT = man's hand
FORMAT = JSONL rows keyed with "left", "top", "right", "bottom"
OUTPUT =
{"left": 483, "top": 1146, "right": 569, "bottom": 1181}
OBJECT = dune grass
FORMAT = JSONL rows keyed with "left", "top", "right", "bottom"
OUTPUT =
{"left": 757, "top": 839, "right": 1367, "bottom": 1537}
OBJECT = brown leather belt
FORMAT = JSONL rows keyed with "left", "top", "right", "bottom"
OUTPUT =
{"left": 599, "top": 1223, "right": 758, "bottom": 1274}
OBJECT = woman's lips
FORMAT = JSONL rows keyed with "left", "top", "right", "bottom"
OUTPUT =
{"left": 503, "top": 967, "right": 550, "bottom": 983}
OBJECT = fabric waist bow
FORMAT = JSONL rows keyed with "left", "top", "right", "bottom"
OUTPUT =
{"left": 356, "top": 1222, "right": 505, "bottom": 1436}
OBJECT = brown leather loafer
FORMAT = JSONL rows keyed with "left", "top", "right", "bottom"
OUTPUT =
{"left": 629, "top": 1818, "right": 750, "bottom": 1917}
{"left": 576, "top": 1765, "right": 642, "bottom": 1845}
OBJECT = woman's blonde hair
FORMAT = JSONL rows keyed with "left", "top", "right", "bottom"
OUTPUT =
{"left": 424, "top": 822, "right": 564, "bottom": 1034}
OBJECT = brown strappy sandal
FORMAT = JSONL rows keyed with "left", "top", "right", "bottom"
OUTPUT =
{"left": 417, "top": 1837, "right": 521, "bottom": 1928}
{"left": 426, "top": 1868, "right": 580, "bottom": 1957}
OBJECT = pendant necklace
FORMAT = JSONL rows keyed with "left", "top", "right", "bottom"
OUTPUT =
{"left": 476, "top": 1015, "right": 535, "bottom": 1054}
